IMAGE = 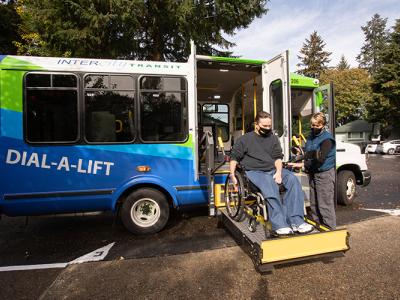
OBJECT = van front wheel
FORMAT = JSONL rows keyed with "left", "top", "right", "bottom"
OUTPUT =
{"left": 121, "top": 188, "right": 169, "bottom": 235}
{"left": 337, "top": 171, "right": 356, "bottom": 206}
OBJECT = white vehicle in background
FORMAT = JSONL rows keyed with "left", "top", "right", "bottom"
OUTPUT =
{"left": 377, "top": 140, "right": 400, "bottom": 155}
{"left": 336, "top": 141, "right": 371, "bottom": 205}
{"left": 365, "top": 143, "right": 380, "bottom": 153}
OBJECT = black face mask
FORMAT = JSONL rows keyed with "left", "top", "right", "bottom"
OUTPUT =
{"left": 311, "top": 128, "right": 323, "bottom": 136}
{"left": 259, "top": 127, "right": 272, "bottom": 136}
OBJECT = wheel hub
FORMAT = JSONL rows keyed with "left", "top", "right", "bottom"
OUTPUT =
{"left": 131, "top": 198, "right": 160, "bottom": 228}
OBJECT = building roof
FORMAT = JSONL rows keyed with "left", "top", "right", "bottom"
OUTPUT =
{"left": 336, "top": 120, "right": 373, "bottom": 133}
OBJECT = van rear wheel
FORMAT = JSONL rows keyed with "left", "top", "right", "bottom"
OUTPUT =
{"left": 121, "top": 188, "right": 169, "bottom": 235}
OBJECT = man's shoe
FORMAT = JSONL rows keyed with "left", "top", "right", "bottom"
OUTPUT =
{"left": 274, "top": 227, "right": 294, "bottom": 236}
{"left": 292, "top": 223, "right": 314, "bottom": 234}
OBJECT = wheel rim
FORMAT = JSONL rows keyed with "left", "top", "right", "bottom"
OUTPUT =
{"left": 388, "top": 149, "right": 394, "bottom": 155}
{"left": 346, "top": 178, "right": 356, "bottom": 199}
{"left": 130, "top": 198, "right": 160, "bottom": 228}
{"left": 225, "top": 180, "right": 240, "bottom": 217}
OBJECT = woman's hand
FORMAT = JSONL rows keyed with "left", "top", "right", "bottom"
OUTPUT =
{"left": 287, "top": 162, "right": 304, "bottom": 169}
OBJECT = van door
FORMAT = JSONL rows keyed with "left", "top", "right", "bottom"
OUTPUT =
{"left": 313, "top": 82, "right": 335, "bottom": 135}
{"left": 262, "top": 51, "right": 291, "bottom": 161}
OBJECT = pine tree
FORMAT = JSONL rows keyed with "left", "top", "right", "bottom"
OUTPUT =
{"left": 297, "top": 31, "right": 332, "bottom": 79}
{"left": 357, "top": 14, "right": 389, "bottom": 75}
{"left": 17, "top": 0, "right": 268, "bottom": 61}
{"left": 337, "top": 55, "right": 350, "bottom": 70}
{"left": 372, "top": 19, "right": 400, "bottom": 125}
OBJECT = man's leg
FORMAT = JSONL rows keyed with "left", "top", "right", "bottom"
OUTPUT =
{"left": 245, "top": 170, "right": 289, "bottom": 231}
{"left": 281, "top": 168, "right": 306, "bottom": 226}
{"left": 314, "top": 168, "right": 336, "bottom": 229}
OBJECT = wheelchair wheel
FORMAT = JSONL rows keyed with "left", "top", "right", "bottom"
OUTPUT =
{"left": 224, "top": 171, "right": 245, "bottom": 221}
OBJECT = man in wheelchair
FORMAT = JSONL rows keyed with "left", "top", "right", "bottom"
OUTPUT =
{"left": 229, "top": 111, "right": 313, "bottom": 237}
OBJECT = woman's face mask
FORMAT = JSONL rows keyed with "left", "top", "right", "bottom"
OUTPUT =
{"left": 310, "top": 120, "right": 324, "bottom": 136}
{"left": 311, "top": 127, "right": 323, "bottom": 136}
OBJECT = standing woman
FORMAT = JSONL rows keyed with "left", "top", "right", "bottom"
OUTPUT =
{"left": 289, "top": 112, "right": 337, "bottom": 229}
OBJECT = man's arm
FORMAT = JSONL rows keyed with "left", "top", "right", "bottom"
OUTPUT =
{"left": 273, "top": 159, "right": 283, "bottom": 184}
{"left": 229, "top": 160, "right": 238, "bottom": 185}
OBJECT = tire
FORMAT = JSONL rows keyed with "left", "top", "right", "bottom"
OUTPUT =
{"left": 387, "top": 148, "right": 395, "bottom": 155}
{"left": 121, "top": 188, "right": 169, "bottom": 235}
{"left": 224, "top": 171, "right": 245, "bottom": 221}
{"left": 337, "top": 171, "right": 356, "bottom": 206}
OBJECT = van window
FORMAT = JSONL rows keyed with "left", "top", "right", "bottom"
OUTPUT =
{"left": 139, "top": 76, "right": 187, "bottom": 142}
{"left": 202, "top": 104, "right": 229, "bottom": 142}
{"left": 25, "top": 73, "right": 79, "bottom": 143}
{"left": 270, "top": 79, "right": 283, "bottom": 136}
{"left": 84, "top": 74, "right": 135, "bottom": 143}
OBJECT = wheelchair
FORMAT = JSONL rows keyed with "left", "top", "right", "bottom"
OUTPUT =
{"left": 224, "top": 165, "right": 270, "bottom": 235}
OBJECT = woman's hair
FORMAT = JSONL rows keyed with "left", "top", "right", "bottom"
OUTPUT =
{"left": 255, "top": 111, "right": 272, "bottom": 123}
{"left": 311, "top": 112, "right": 326, "bottom": 126}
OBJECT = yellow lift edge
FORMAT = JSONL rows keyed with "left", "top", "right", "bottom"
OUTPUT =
{"left": 215, "top": 180, "right": 350, "bottom": 273}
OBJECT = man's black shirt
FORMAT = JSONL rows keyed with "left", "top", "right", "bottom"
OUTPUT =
{"left": 230, "top": 132, "right": 283, "bottom": 171}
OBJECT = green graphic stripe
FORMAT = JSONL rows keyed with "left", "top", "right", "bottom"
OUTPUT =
{"left": 0, "top": 70, "right": 26, "bottom": 112}
{"left": 1, "top": 57, "right": 44, "bottom": 112}
{"left": 210, "top": 56, "right": 266, "bottom": 65}
{"left": 0, "top": 56, "right": 45, "bottom": 70}
{"left": 290, "top": 73, "right": 319, "bottom": 89}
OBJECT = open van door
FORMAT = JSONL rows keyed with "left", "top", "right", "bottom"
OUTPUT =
{"left": 262, "top": 51, "right": 291, "bottom": 161}
{"left": 313, "top": 82, "right": 335, "bottom": 135}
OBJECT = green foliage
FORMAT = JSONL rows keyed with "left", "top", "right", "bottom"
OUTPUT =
{"left": 337, "top": 55, "right": 350, "bottom": 70}
{"left": 0, "top": 0, "right": 21, "bottom": 54}
{"left": 297, "top": 31, "right": 332, "bottom": 79}
{"left": 320, "top": 68, "right": 373, "bottom": 126}
{"left": 17, "top": 0, "right": 268, "bottom": 60}
{"left": 372, "top": 19, "right": 400, "bottom": 126}
{"left": 356, "top": 14, "right": 389, "bottom": 76}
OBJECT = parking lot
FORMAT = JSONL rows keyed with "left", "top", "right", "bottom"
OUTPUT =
{"left": 0, "top": 154, "right": 399, "bottom": 299}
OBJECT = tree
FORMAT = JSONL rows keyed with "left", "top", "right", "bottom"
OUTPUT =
{"left": 320, "top": 68, "right": 373, "bottom": 126}
{"left": 17, "top": 0, "right": 268, "bottom": 61}
{"left": 337, "top": 54, "right": 350, "bottom": 70}
{"left": 356, "top": 14, "right": 389, "bottom": 75}
{"left": 372, "top": 19, "right": 400, "bottom": 126}
{"left": 0, "top": 0, "right": 21, "bottom": 54}
{"left": 297, "top": 31, "right": 332, "bottom": 78}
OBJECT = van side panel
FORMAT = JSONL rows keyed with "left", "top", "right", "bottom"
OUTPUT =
{"left": 0, "top": 58, "right": 205, "bottom": 217}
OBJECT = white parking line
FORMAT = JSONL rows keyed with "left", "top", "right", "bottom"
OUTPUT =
{"left": 0, "top": 242, "right": 115, "bottom": 272}
{"left": 362, "top": 209, "right": 400, "bottom": 216}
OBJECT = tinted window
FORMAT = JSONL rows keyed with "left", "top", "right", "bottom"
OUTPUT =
{"left": 53, "top": 74, "right": 77, "bottom": 87}
{"left": 202, "top": 104, "right": 229, "bottom": 142}
{"left": 84, "top": 74, "right": 135, "bottom": 143}
{"left": 85, "top": 75, "right": 108, "bottom": 89}
{"left": 270, "top": 79, "right": 283, "bottom": 136}
{"left": 140, "top": 76, "right": 187, "bottom": 142}
{"left": 26, "top": 73, "right": 51, "bottom": 87}
{"left": 25, "top": 73, "right": 78, "bottom": 143}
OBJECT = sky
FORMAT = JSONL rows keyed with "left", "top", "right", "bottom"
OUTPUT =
{"left": 228, "top": 0, "right": 400, "bottom": 71}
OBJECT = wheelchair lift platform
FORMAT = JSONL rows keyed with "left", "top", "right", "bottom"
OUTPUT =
{"left": 219, "top": 208, "right": 350, "bottom": 273}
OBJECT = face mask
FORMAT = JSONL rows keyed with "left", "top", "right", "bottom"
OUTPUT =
{"left": 259, "top": 127, "right": 272, "bottom": 136}
{"left": 311, "top": 128, "right": 323, "bottom": 136}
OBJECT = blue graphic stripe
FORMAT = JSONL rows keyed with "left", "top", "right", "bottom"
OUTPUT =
{"left": 0, "top": 108, "right": 22, "bottom": 139}
{"left": 79, "top": 144, "right": 193, "bottom": 160}
{"left": 0, "top": 55, "right": 6, "bottom": 63}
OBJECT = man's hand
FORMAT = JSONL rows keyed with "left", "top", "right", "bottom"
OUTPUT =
{"left": 229, "top": 173, "right": 238, "bottom": 192}
{"left": 273, "top": 171, "right": 282, "bottom": 184}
